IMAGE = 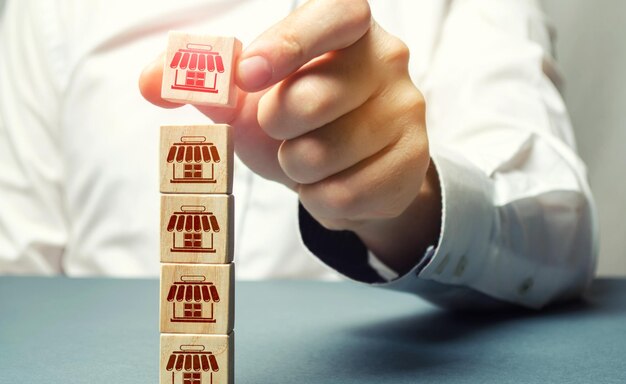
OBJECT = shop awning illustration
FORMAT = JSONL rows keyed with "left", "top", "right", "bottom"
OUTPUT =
{"left": 166, "top": 275, "right": 221, "bottom": 303}
{"left": 170, "top": 44, "right": 225, "bottom": 73}
{"left": 166, "top": 205, "right": 221, "bottom": 233}
{"left": 166, "top": 136, "right": 221, "bottom": 164}
{"left": 167, "top": 206, "right": 219, "bottom": 254}
{"left": 167, "top": 276, "right": 220, "bottom": 323}
{"left": 169, "top": 43, "right": 224, "bottom": 93}
{"left": 166, "top": 136, "right": 221, "bottom": 185}
{"left": 165, "top": 345, "right": 220, "bottom": 372}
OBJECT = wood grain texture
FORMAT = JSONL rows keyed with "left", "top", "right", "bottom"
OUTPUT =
{"left": 160, "top": 125, "right": 233, "bottom": 194}
{"left": 160, "top": 263, "right": 234, "bottom": 334}
{"left": 160, "top": 333, "right": 234, "bottom": 384}
{"left": 160, "top": 194, "right": 234, "bottom": 264}
{"left": 161, "top": 31, "right": 241, "bottom": 107}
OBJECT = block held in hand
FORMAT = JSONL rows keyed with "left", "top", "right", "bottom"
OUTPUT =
{"left": 161, "top": 31, "right": 241, "bottom": 107}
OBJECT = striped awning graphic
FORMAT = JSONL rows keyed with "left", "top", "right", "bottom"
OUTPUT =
{"left": 166, "top": 275, "right": 220, "bottom": 303}
{"left": 170, "top": 43, "right": 224, "bottom": 73}
{"left": 165, "top": 345, "right": 219, "bottom": 372}
{"left": 166, "top": 136, "right": 221, "bottom": 164}
{"left": 166, "top": 206, "right": 220, "bottom": 233}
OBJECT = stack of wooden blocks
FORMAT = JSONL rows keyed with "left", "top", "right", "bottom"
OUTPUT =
{"left": 159, "top": 31, "right": 241, "bottom": 384}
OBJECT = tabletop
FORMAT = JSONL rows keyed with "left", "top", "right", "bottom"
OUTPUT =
{"left": 0, "top": 277, "right": 625, "bottom": 384}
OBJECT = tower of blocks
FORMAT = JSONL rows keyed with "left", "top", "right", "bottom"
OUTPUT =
{"left": 159, "top": 31, "right": 241, "bottom": 384}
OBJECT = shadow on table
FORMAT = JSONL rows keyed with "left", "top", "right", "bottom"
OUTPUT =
{"left": 329, "top": 279, "right": 623, "bottom": 378}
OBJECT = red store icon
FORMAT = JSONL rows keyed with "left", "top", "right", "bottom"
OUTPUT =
{"left": 166, "top": 136, "right": 221, "bottom": 185}
{"left": 169, "top": 43, "right": 225, "bottom": 94}
{"left": 167, "top": 275, "right": 221, "bottom": 324}
{"left": 166, "top": 205, "right": 220, "bottom": 254}
{"left": 165, "top": 344, "right": 219, "bottom": 384}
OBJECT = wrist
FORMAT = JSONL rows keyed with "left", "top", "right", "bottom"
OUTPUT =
{"left": 353, "top": 159, "right": 442, "bottom": 275}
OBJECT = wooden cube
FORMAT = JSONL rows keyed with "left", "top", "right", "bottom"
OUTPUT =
{"left": 160, "top": 125, "right": 233, "bottom": 194}
{"left": 160, "top": 263, "right": 234, "bottom": 334}
{"left": 160, "top": 194, "right": 234, "bottom": 264}
{"left": 161, "top": 31, "right": 241, "bottom": 107}
{"left": 161, "top": 333, "right": 234, "bottom": 384}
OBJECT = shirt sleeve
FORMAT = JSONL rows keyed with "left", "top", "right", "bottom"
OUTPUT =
{"left": 298, "top": 0, "right": 598, "bottom": 309}
{"left": 0, "top": 1, "right": 68, "bottom": 274}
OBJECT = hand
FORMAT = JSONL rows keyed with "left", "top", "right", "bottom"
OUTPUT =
{"left": 140, "top": 0, "right": 441, "bottom": 274}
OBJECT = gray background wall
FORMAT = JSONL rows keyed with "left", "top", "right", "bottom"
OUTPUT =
{"left": 0, "top": 0, "right": 624, "bottom": 275}
{"left": 542, "top": 0, "right": 626, "bottom": 276}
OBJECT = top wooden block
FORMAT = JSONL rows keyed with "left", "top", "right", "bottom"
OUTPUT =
{"left": 161, "top": 31, "right": 242, "bottom": 107}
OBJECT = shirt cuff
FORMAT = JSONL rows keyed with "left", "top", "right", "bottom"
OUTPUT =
{"left": 413, "top": 147, "right": 494, "bottom": 283}
{"left": 298, "top": 146, "right": 502, "bottom": 307}
{"left": 365, "top": 147, "right": 495, "bottom": 303}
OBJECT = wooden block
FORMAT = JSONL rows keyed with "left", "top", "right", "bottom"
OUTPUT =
{"left": 160, "top": 125, "right": 233, "bottom": 194}
{"left": 160, "top": 194, "right": 234, "bottom": 264}
{"left": 161, "top": 31, "right": 241, "bottom": 107}
{"left": 160, "top": 263, "right": 234, "bottom": 334}
{"left": 161, "top": 333, "right": 234, "bottom": 384}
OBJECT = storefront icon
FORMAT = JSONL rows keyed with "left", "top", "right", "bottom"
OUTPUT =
{"left": 166, "top": 136, "right": 221, "bottom": 185}
{"left": 169, "top": 43, "right": 224, "bottom": 94}
{"left": 167, "top": 275, "right": 221, "bottom": 324}
{"left": 166, "top": 205, "right": 220, "bottom": 254}
{"left": 165, "top": 344, "right": 219, "bottom": 384}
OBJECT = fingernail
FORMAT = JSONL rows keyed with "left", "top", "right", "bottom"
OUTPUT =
{"left": 238, "top": 55, "right": 272, "bottom": 90}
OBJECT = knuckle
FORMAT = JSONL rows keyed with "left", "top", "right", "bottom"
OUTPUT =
{"left": 257, "top": 93, "right": 289, "bottom": 140}
{"left": 278, "top": 137, "right": 329, "bottom": 184}
{"left": 401, "top": 88, "right": 426, "bottom": 120}
{"left": 299, "top": 181, "right": 358, "bottom": 221}
{"left": 258, "top": 78, "right": 332, "bottom": 140}
{"left": 279, "top": 29, "right": 305, "bottom": 63}
{"left": 289, "top": 78, "right": 331, "bottom": 126}
{"left": 382, "top": 36, "right": 410, "bottom": 69}
{"left": 406, "top": 88, "right": 426, "bottom": 110}
{"left": 320, "top": 179, "right": 360, "bottom": 217}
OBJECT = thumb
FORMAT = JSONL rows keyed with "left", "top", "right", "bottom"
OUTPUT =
{"left": 138, "top": 53, "right": 181, "bottom": 109}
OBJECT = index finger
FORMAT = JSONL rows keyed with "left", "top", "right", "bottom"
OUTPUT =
{"left": 237, "top": 0, "right": 372, "bottom": 92}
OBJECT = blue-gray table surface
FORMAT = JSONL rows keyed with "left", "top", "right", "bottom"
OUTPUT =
{"left": 0, "top": 277, "right": 624, "bottom": 383}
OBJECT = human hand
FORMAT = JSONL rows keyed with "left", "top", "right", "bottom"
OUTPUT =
{"left": 140, "top": 0, "right": 440, "bottom": 273}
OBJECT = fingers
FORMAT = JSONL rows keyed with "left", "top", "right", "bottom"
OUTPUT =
{"left": 263, "top": 17, "right": 425, "bottom": 225}
{"left": 277, "top": 88, "right": 405, "bottom": 184}
{"left": 256, "top": 23, "right": 411, "bottom": 141}
{"left": 224, "top": 91, "right": 296, "bottom": 188}
{"left": 237, "top": 0, "right": 372, "bottom": 92}
{"left": 298, "top": 125, "right": 429, "bottom": 226}
{"left": 138, "top": 53, "right": 182, "bottom": 109}
{"left": 292, "top": 82, "right": 428, "bottom": 224}
{"left": 257, "top": 32, "right": 380, "bottom": 140}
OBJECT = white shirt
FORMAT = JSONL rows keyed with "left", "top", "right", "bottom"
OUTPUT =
{"left": 0, "top": 0, "right": 597, "bottom": 308}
